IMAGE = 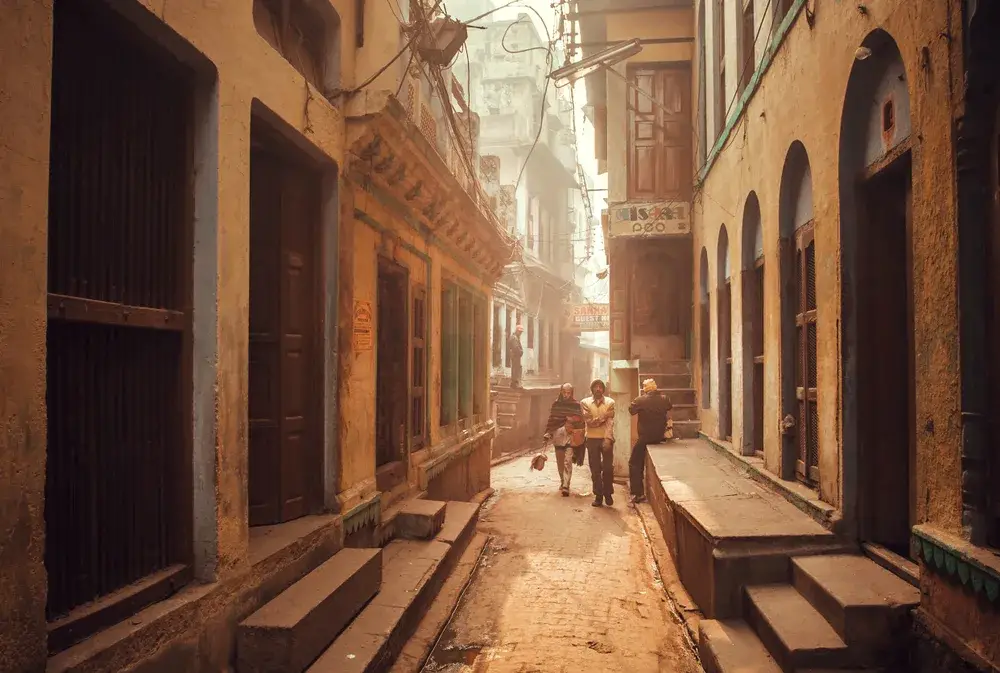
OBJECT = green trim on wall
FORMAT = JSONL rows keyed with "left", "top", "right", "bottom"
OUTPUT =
{"left": 913, "top": 528, "right": 1000, "bottom": 604}
{"left": 696, "top": 0, "right": 808, "bottom": 184}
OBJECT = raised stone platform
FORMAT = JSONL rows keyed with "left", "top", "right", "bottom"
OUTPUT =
{"left": 645, "top": 439, "right": 851, "bottom": 619}
{"left": 307, "top": 500, "right": 481, "bottom": 673}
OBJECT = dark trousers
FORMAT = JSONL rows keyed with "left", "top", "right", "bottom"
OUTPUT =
{"left": 587, "top": 438, "right": 614, "bottom": 498}
{"left": 510, "top": 359, "right": 522, "bottom": 388}
{"left": 629, "top": 439, "right": 651, "bottom": 497}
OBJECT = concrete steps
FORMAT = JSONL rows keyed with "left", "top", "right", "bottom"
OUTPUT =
{"left": 698, "top": 554, "right": 918, "bottom": 673}
{"left": 236, "top": 548, "right": 382, "bottom": 673}
{"left": 670, "top": 403, "right": 699, "bottom": 421}
{"left": 306, "top": 500, "right": 480, "bottom": 673}
{"left": 673, "top": 419, "right": 701, "bottom": 439}
{"left": 745, "top": 584, "right": 852, "bottom": 671}
{"left": 394, "top": 499, "right": 445, "bottom": 540}
{"left": 661, "top": 388, "right": 697, "bottom": 406}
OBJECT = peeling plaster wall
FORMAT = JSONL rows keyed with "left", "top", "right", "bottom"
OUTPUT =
{"left": 341, "top": 187, "right": 495, "bottom": 510}
{"left": 0, "top": 2, "right": 53, "bottom": 670}
{"left": 691, "top": 0, "right": 961, "bottom": 531}
{"left": 0, "top": 0, "right": 353, "bottom": 667}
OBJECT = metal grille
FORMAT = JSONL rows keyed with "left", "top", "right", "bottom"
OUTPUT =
{"left": 807, "top": 401, "right": 820, "bottom": 478}
{"left": 45, "top": 1, "right": 190, "bottom": 621}
{"left": 805, "top": 242, "right": 817, "bottom": 311}
{"left": 46, "top": 322, "right": 181, "bottom": 618}
{"left": 807, "top": 322, "right": 818, "bottom": 388}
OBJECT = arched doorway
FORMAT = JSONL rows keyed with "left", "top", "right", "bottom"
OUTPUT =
{"left": 699, "top": 247, "right": 711, "bottom": 409}
{"left": 717, "top": 227, "right": 732, "bottom": 440}
{"left": 839, "top": 30, "right": 914, "bottom": 556}
{"left": 778, "top": 141, "right": 817, "bottom": 484}
{"left": 741, "top": 193, "right": 763, "bottom": 456}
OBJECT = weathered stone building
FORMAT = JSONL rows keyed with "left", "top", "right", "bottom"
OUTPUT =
{"left": 579, "top": 0, "right": 1000, "bottom": 668}
{"left": 0, "top": 0, "right": 510, "bottom": 670}
{"left": 580, "top": 0, "right": 701, "bottom": 478}
{"left": 454, "top": 10, "right": 597, "bottom": 456}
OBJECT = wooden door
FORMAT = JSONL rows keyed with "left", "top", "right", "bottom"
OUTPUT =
{"left": 248, "top": 145, "right": 319, "bottom": 526}
{"left": 376, "top": 259, "right": 408, "bottom": 475}
{"left": 278, "top": 169, "right": 315, "bottom": 521}
{"left": 752, "top": 259, "right": 765, "bottom": 453}
{"left": 794, "top": 223, "right": 818, "bottom": 484}
{"left": 990, "top": 106, "right": 1000, "bottom": 547}
{"left": 628, "top": 66, "right": 692, "bottom": 201}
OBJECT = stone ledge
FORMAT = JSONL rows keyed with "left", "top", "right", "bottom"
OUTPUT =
{"left": 49, "top": 514, "right": 345, "bottom": 673}
{"left": 415, "top": 422, "right": 494, "bottom": 491}
{"left": 699, "top": 432, "right": 838, "bottom": 531}
{"left": 913, "top": 525, "right": 1000, "bottom": 605}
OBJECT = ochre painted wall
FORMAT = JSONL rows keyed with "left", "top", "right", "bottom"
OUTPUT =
{"left": 0, "top": 2, "right": 53, "bottom": 670}
{"left": 339, "top": 187, "right": 494, "bottom": 507}
{"left": 0, "top": 0, "right": 356, "bottom": 666}
{"left": 691, "top": 0, "right": 961, "bottom": 532}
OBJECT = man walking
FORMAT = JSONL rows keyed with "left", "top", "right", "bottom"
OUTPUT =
{"left": 581, "top": 379, "right": 616, "bottom": 507}
{"left": 508, "top": 324, "right": 524, "bottom": 389}
{"left": 543, "top": 383, "right": 586, "bottom": 495}
{"left": 628, "top": 379, "right": 672, "bottom": 503}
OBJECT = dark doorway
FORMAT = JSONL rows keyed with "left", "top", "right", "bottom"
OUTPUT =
{"left": 857, "top": 155, "right": 915, "bottom": 556}
{"left": 718, "top": 229, "right": 733, "bottom": 440}
{"left": 699, "top": 247, "right": 711, "bottom": 409}
{"left": 248, "top": 125, "right": 323, "bottom": 527}
{"left": 793, "top": 222, "right": 819, "bottom": 485}
{"left": 376, "top": 258, "right": 409, "bottom": 491}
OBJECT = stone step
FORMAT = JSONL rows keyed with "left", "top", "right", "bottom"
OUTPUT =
{"left": 237, "top": 548, "right": 382, "bottom": 673}
{"left": 670, "top": 403, "right": 699, "bottom": 421}
{"left": 662, "top": 388, "right": 697, "bottom": 405}
{"left": 745, "top": 584, "right": 852, "bottom": 672}
{"left": 395, "top": 499, "right": 446, "bottom": 540}
{"left": 307, "top": 501, "right": 481, "bottom": 673}
{"left": 699, "top": 618, "right": 782, "bottom": 673}
{"left": 673, "top": 419, "right": 701, "bottom": 438}
{"left": 643, "top": 373, "right": 692, "bottom": 390}
{"left": 792, "top": 554, "right": 919, "bottom": 659}
{"left": 640, "top": 360, "right": 692, "bottom": 376}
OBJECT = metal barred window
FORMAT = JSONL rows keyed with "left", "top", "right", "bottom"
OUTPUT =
{"left": 45, "top": 0, "right": 193, "bottom": 633}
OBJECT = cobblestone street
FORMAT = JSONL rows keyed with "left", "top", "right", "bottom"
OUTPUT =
{"left": 423, "top": 449, "right": 703, "bottom": 673}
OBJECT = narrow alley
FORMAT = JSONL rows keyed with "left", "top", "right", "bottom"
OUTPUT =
{"left": 420, "top": 451, "right": 702, "bottom": 673}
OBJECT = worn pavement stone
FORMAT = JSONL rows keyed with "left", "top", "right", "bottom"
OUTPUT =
{"left": 424, "top": 449, "right": 702, "bottom": 673}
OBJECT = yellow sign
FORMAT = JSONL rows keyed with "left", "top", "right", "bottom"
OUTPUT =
{"left": 353, "top": 300, "right": 373, "bottom": 351}
{"left": 568, "top": 303, "right": 610, "bottom": 332}
{"left": 608, "top": 201, "right": 691, "bottom": 238}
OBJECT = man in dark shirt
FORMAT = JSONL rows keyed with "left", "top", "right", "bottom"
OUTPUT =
{"left": 508, "top": 324, "right": 524, "bottom": 389}
{"left": 628, "top": 378, "right": 672, "bottom": 503}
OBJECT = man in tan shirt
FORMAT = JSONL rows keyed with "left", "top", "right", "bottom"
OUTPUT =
{"left": 581, "top": 379, "right": 616, "bottom": 507}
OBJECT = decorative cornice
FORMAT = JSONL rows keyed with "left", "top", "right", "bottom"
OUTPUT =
{"left": 346, "top": 95, "right": 517, "bottom": 282}
{"left": 913, "top": 526, "right": 1000, "bottom": 604}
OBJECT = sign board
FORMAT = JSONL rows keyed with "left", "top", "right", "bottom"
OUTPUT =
{"left": 608, "top": 201, "right": 691, "bottom": 238}
{"left": 568, "top": 303, "right": 610, "bottom": 332}
{"left": 353, "top": 300, "right": 374, "bottom": 351}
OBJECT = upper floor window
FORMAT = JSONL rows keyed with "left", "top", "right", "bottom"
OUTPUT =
{"left": 715, "top": 0, "right": 727, "bottom": 136}
{"left": 739, "top": 0, "right": 755, "bottom": 96}
{"left": 253, "top": 0, "right": 340, "bottom": 92}
{"left": 627, "top": 65, "right": 692, "bottom": 201}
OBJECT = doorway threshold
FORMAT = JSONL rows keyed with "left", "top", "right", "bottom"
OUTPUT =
{"left": 863, "top": 541, "right": 920, "bottom": 587}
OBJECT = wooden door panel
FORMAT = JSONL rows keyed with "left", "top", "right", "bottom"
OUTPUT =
{"left": 249, "top": 149, "right": 284, "bottom": 525}
{"left": 628, "top": 66, "right": 692, "bottom": 201}
{"left": 279, "top": 172, "right": 314, "bottom": 520}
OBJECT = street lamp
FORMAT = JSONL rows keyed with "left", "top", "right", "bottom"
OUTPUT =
{"left": 548, "top": 39, "right": 642, "bottom": 87}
